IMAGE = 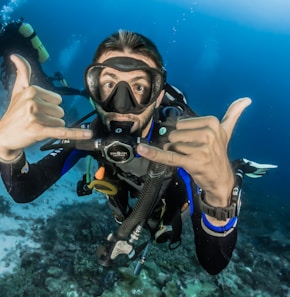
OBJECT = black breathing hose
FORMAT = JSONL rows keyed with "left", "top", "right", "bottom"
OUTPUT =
{"left": 116, "top": 161, "right": 168, "bottom": 239}
{"left": 97, "top": 161, "right": 169, "bottom": 267}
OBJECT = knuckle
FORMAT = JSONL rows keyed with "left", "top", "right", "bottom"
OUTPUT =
{"left": 207, "top": 116, "right": 220, "bottom": 129}
{"left": 148, "top": 147, "right": 158, "bottom": 159}
{"left": 204, "top": 116, "right": 220, "bottom": 144}
{"left": 25, "top": 86, "right": 37, "bottom": 97}
{"left": 202, "top": 147, "right": 212, "bottom": 162}
{"left": 25, "top": 99, "right": 39, "bottom": 114}
{"left": 56, "top": 127, "right": 67, "bottom": 138}
{"left": 204, "top": 128, "right": 215, "bottom": 144}
{"left": 196, "top": 147, "right": 212, "bottom": 165}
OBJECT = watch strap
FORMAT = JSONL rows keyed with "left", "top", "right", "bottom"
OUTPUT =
{"left": 199, "top": 174, "right": 242, "bottom": 221}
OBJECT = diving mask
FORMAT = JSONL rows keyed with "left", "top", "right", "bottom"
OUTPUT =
{"left": 85, "top": 57, "right": 166, "bottom": 114}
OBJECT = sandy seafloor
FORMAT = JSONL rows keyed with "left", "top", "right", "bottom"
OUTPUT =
{"left": 0, "top": 147, "right": 289, "bottom": 297}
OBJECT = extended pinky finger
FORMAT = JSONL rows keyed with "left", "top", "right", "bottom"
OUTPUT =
{"left": 137, "top": 143, "right": 181, "bottom": 166}
{"left": 41, "top": 127, "right": 93, "bottom": 140}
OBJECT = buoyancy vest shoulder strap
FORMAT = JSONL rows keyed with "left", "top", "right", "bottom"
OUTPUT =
{"left": 162, "top": 83, "right": 198, "bottom": 118}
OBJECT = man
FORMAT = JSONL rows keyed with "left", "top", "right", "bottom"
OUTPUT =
{"left": 0, "top": 29, "right": 253, "bottom": 275}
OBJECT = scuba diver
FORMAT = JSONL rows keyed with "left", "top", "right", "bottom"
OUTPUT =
{"left": 0, "top": 18, "right": 87, "bottom": 97}
{"left": 0, "top": 22, "right": 277, "bottom": 276}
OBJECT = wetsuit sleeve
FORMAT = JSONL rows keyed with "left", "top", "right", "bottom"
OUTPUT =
{"left": 0, "top": 148, "right": 86, "bottom": 203}
{"left": 191, "top": 188, "right": 237, "bottom": 275}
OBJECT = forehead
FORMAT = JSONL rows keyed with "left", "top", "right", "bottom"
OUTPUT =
{"left": 100, "top": 68, "right": 150, "bottom": 79}
{"left": 97, "top": 50, "right": 157, "bottom": 69}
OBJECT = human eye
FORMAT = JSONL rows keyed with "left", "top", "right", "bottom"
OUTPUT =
{"left": 103, "top": 81, "right": 114, "bottom": 89}
{"left": 99, "top": 71, "right": 117, "bottom": 93}
{"left": 134, "top": 84, "right": 147, "bottom": 94}
{"left": 132, "top": 83, "right": 151, "bottom": 103}
{"left": 99, "top": 80, "right": 116, "bottom": 99}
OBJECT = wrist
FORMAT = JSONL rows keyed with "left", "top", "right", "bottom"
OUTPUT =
{"left": 204, "top": 173, "right": 235, "bottom": 207}
{"left": 199, "top": 175, "right": 242, "bottom": 221}
{"left": 0, "top": 149, "right": 23, "bottom": 163}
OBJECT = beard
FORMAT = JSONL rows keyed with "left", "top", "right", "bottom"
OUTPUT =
{"left": 94, "top": 101, "right": 157, "bottom": 137}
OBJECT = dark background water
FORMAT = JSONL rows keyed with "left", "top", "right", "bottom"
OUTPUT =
{"left": 1, "top": 0, "right": 289, "bottom": 231}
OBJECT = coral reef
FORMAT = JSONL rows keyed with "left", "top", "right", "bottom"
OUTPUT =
{"left": 0, "top": 191, "right": 289, "bottom": 297}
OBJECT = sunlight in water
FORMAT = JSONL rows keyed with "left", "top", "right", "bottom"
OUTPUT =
{"left": 58, "top": 34, "right": 82, "bottom": 73}
{"left": 0, "top": 0, "right": 27, "bottom": 24}
{"left": 197, "top": 0, "right": 290, "bottom": 33}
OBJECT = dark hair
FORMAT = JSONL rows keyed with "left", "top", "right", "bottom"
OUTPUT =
{"left": 93, "top": 30, "right": 164, "bottom": 71}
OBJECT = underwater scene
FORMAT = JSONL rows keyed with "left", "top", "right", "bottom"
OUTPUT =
{"left": 0, "top": 0, "right": 289, "bottom": 296}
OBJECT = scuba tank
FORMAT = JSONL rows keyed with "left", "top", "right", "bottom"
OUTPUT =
{"left": 18, "top": 21, "right": 49, "bottom": 63}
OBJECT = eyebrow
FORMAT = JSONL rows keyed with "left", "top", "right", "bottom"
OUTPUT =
{"left": 101, "top": 71, "right": 118, "bottom": 80}
{"left": 131, "top": 75, "right": 150, "bottom": 83}
{"left": 101, "top": 71, "right": 150, "bottom": 83}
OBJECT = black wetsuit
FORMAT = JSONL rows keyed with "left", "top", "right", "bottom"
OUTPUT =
{"left": 0, "top": 19, "right": 87, "bottom": 97}
{"left": 0, "top": 114, "right": 238, "bottom": 275}
{"left": 0, "top": 20, "right": 238, "bottom": 275}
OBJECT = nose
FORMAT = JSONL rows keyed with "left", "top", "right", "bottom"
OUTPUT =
{"left": 105, "top": 81, "right": 137, "bottom": 113}
{"left": 111, "top": 84, "right": 134, "bottom": 113}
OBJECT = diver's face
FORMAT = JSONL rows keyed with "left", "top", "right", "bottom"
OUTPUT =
{"left": 98, "top": 68, "right": 151, "bottom": 105}
{"left": 95, "top": 51, "right": 164, "bottom": 136}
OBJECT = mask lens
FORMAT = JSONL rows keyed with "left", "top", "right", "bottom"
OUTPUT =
{"left": 98, "top": 67, "right": 152, "bottom": 104}
{"left": 85, "top": 57, "right": 165, "bottom": 110}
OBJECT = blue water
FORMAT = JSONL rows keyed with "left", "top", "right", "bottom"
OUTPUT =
{"left": 0, "top": 0, "right": 289, "bottom": 295}
{"left": 3, "top": 0, "right": 288, "bottom": 188}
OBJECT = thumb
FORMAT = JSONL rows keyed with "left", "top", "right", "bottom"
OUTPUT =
{"left": 10, "top": 54, "right": 31, "bottom": 99}
{"left": 221, "top": 97, "right": 252, "bottom": 140}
